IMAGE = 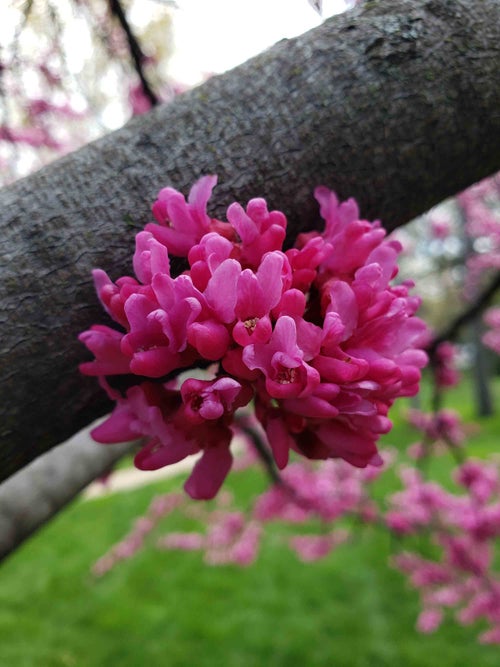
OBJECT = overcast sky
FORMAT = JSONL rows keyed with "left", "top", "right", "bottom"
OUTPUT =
{"left": 164, "top": 0, "right": 350, "bottom": 84}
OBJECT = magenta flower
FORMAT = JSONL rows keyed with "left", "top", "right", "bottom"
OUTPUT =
{"left": 180, "top": 377, "right": 252, "bottom": 423}
{"left": 243, "top": 316, "right": 320, "bottom": 399}
{"left": 226, "top": 198, "right": 287, "bottom": 269}
{"left": 188, "top": 232, "right": 235, "bottom": 291}
{"left": 147, "top": 175, "right": 233, "bottom": 257}
{"left": 233, "top": 252, "right": 288, "bottom": 346}
{"left": 80, "top": 176, "right": 428, "bottom": 499}
{"left": 78, "top": 325, "right": 130, "bottom": 376}
{"left": 133, "top": 231, "right": 170, "bottom": 285}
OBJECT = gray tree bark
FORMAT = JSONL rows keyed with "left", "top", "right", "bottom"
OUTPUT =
{"left": 0, "top": 432, "right": 136, "bottom": 560}
{"left": 1, "top": 0, "right": 500, "bottom": 485}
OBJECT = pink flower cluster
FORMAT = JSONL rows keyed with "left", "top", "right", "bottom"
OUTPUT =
{"left": 459, "top": 176, "right": 500, "bottom": 299}
{"left": 158, "top": 510, "right": 262, "bottom": 567}
{"left": 150, "top": 452, "right": 388, "bottom": 567}
{"left": 483, "top": 307, "right": 500, "bottom": 355}
{"left": 406, "top": 408, "right": 466, "bottom": 460}
{"left": 253, "top": 457, "right": 384, "bottom": 527}
{"left": 80, "top": 176, "right": 428, "bottom": 499}
{"left": 93, "top": 492, "right": 184, "bottom": 576}
{"left": 433, "top": 341, "right": 460, "bottom": 388}
{"left": 390, "top": 461, "right": 500, "bottom": 643}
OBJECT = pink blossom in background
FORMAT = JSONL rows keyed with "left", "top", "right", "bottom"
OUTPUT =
{"left": 459, "top": 176, "right": 500, "bottom": 299}
{"left": 417, "top": 608, "right": 444, "bottom": 633}
{"left": 289, "top": 531, "right": 348, "bottom": 562}
{"left": 429, "top": 217, "right": 451, "bottom": 240}
{"left": 0, "top": 125, "right": 63, "bottom": 150}
{"left": 406, "top": 408, "right": 466, "bottom": 449}
{"left": 389, "top": 459, "right": 500, "bottom": 641}
{"left": 433, "top": 341, "right": 461, "bottom": 388}
{"left": 27, "top": 98, "right": 84, "bottom": 120}
{"left": 483, "top": 307, "right": 500, "bottom": 355}
{"left": 129, "top": 83, "right": 153, "bottom": 115}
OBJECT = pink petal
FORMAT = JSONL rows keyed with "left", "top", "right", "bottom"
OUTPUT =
{"left": 184, "top": 445, "right": 233, "bottom": 500}
{"left": 135, "top": 434, "right": 197, "bottom": 470}
{"left": 187, "top": 174, "right": 217, "bottom": 217}
{"left": 204, "top": 259, "right": 241, "bottom": 323}
{"left": 91, "top": 408, "right": 138, "bottom": 443}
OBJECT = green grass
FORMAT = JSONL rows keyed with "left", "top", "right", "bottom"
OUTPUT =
{"left": 2, "top": 375, "right": 500, "bottom": 666}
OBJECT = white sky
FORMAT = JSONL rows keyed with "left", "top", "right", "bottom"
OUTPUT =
{"left": 163, "top": 0, "right": 350, "bottom": 84}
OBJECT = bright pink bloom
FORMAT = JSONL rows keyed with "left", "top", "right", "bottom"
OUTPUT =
{"left": 81, "top": 176, "right": 428, "bottom": 498}
{"left": 188, "top": 232, "right": 235, "bottom": 291}
{"left": 120, "top": 293, "right": 189, "bottom": 377}
{"left": 78, "top": 325, "right": 130, "bottom": 376}
{"left": 226, "top": 198, "right": 287, "bottom": 269}
{"left": 243, "top": 316, "right": 320, "bottom": 399}
{"left": 147, "top": 175, "right": 232, "bottom": 256}
{"left": 133, "top": 231, "right": 170, "bottom": 284}
{"left": 233, "top": 252, "right": 289, "bottom": 346}
{"left": 180, "top": 377, "right": 252, "bottom": 422}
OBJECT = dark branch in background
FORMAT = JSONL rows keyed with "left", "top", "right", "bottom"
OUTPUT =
{"left": 427, "top": 271, "right": 500, "bottom": 358}
{"left": 236, "top": 418, "right": 322, "bottom": 514}
{"left": 237, "top": 418, "right": 284, "bottom": 487}
{"left": 108, "top": 0, "right": 159, "bottom": 107}
{"left": 0, "top": 0, "right": 35, "bottom": 154}
{"left": 308, "top": 0, "right": 323, "bottom": 15}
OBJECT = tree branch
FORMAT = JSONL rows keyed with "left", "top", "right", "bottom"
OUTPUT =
{"left": 108, "top": 0, "right": 159, "bottom": 107}
{"left": 237, "top": 419, "right": 284, "bottom": 487}
{"left": 428, "top": 271, "right": 500, "bottom": 357}
{"left": 1, "top": 0, "right": 500, "bottom": 481}
{"left": 0, "top": 430, "right": 136, "bottom": 561}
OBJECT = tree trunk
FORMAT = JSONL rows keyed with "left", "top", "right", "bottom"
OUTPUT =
{"left": 1, "top": 0, "right": 500, "bottom": 482}
{"left": 470, "top": 318, "right": 494, "bottom": 417}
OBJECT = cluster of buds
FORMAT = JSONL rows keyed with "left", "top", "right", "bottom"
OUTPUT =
{"left": 80, "top": 176, "right": 428, "bottom": 499}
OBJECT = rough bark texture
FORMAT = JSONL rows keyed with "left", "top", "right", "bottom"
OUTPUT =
{"left": 1, "top": 0, "right": 500, "bottom": 482}
{"left": 0, "top": 431, "right": 135, "bottom": 560}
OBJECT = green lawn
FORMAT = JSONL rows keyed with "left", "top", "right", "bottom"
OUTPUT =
{"left": 1, "top": 375, "right": 500, "bottom": 666}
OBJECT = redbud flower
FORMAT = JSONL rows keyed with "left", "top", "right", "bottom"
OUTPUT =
{"left": 80, "top": 176, "right": 428, "bottom": 499}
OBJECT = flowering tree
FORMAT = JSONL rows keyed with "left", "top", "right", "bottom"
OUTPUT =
{"left": 0, "top": 0, "right": 174, "bottom": 186}
{"left": 2, "top": 0, "right": 500, "bottom": 642}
